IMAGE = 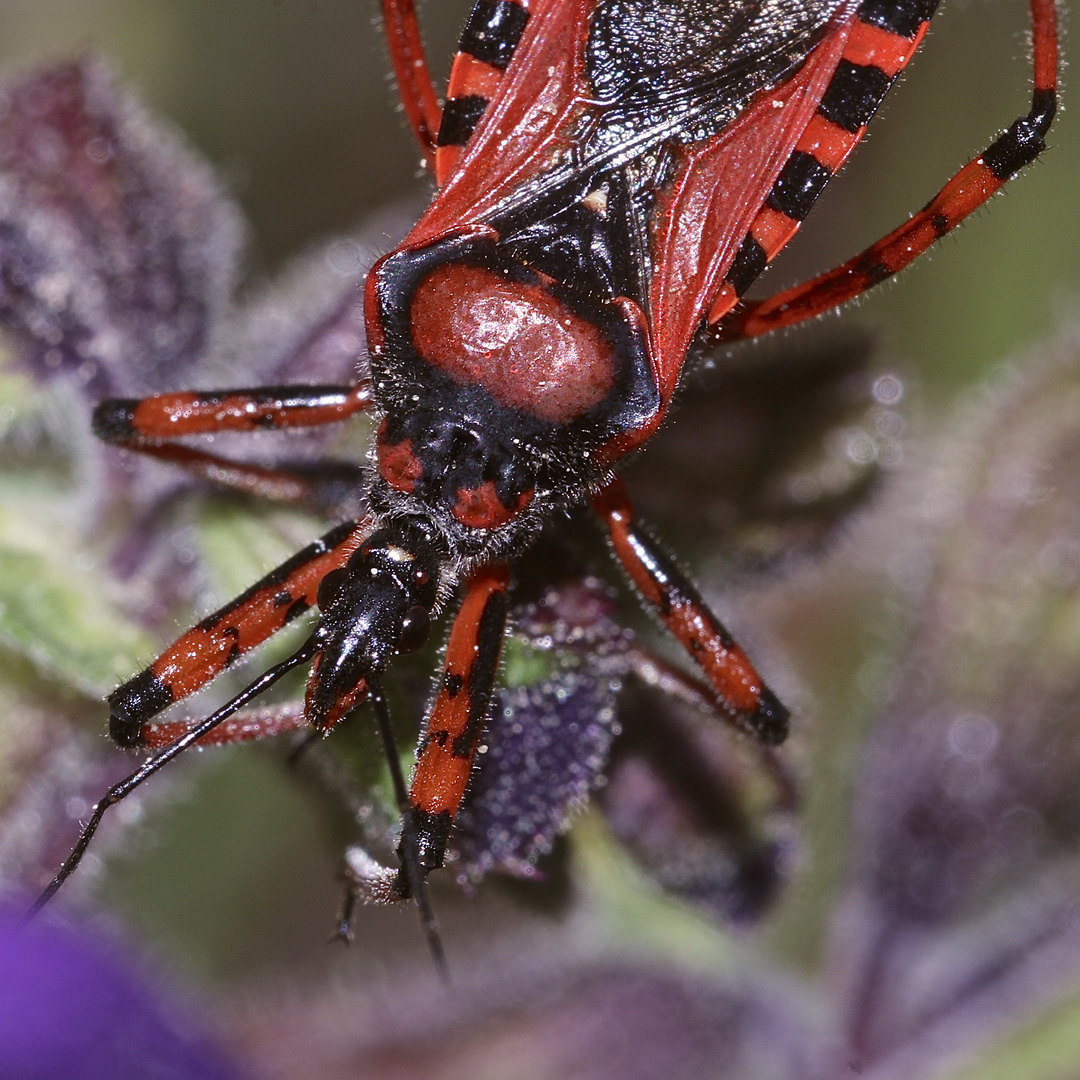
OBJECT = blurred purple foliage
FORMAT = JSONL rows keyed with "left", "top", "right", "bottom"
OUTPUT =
{"left": 236, "top": 956, "right": 816, "bottom": 1080}
{"left": 0, "top": 60, "right": 239, "bottom": 398}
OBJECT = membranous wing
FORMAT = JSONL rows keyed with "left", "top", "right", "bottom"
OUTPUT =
{"left": 480, "top": 0, "right": 848, "bottom": 228}
{"left": 585, "top": 0, "right": 847, "bottom": 161}
{"left": 412, "top": 0, "right": 848, "bottom": 242}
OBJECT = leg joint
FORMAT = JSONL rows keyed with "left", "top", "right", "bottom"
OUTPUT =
{"left": 983, "top": 89, "right": 1057, "bottom": 181}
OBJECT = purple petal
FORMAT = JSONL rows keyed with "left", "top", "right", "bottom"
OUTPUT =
{"left": 0, "top": 916, "right": 247, "bottom": 1080}
{"left": 453, "top": 666, "right": 621, "bottom": 882}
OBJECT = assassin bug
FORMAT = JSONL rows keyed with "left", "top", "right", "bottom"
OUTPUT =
{"left": 31, "top": 0, "right": 1058, "bottom": 969}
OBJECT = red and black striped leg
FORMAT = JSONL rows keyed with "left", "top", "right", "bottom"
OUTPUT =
{"left": 381, "top": 0, "right": 442, "bottom": 165}
{"left": 30, "top": 637, "right": 317, "bottom": 916}
{"left": 593, "top": 477, "right": 789, "bottom": 745}
{"left": 92, "top": 382, "right": 372, "bottom": 503}
{"left": 108, "top": 519, "right": 371, "bottom": 749}
{"left": 138, "top": 701, "right": 309, "bottom": 751}
{"left": 433, "top": 0, "right": 531, "bottom": 184}
{"left": 710, "top": 0, "right": 1058, "bottom": 341}
{"left": 396, "top": 563, "right": 510, "bottom": 893}
{"left": 625, "top": 645, "right": 798, "bottom": 811}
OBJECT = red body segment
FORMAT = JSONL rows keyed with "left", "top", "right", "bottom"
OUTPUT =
{"left": 647, "top": 13, "right": 856, "bottom": 412}
{"left": 451, "top": 481, "right": 533, "bottom": 529}
{"left": 376, "top": 428, "right": 424, "bottom": 493}
{"left": 410, "top": 263, "right": 616, "bottom": 423}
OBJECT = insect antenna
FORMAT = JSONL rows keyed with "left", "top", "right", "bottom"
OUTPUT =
{"left": 285, "top": 727, "right": 322, "bottom": 767}
{"left": 367, "top": 674, "right": 449, "bottom": 983}
{"left": 28, "top": 636, "right": 319, "bottom": 918}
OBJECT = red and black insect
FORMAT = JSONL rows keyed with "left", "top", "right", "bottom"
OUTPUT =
{"left": 33, "top": 0, "right": 1058, "bottom": 967}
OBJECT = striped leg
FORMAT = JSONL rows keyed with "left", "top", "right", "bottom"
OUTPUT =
{"left": 108, "top": 519, "right": 370, "bottom": 748}
{"left": 381, "top": 0, "right": 442, "bottom": 164}
{"left": 709, "top": 0, "right": 1058, "bottom": 341}
{"left": 380, "top": 0, "right": 533, "bottom": 182}
{"left": 395, "top": 562, "right": 510, "bottom": 893}
{"left": 433, "top": 0, "right": 532, "bottom": 185}
{"left": 136, "top": 702, "right": 308, "bottom": 750}
{"left": 93, "top": 382, "right": 372, "bottom": 503}
{"left": 593, "top": 478, "right": 789, "bottom": 745}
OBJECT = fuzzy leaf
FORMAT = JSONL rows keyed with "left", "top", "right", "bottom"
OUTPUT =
{"left": 0, "top": 544, "right": 151, "bottom": 696}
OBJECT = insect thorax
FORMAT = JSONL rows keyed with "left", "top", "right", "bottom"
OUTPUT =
{"left": 365, "top": 230, "right": 660, "bottom": 562}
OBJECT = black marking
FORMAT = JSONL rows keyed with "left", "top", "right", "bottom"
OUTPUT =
{"left": 983, "top": 89, "right": 1057, "bottom": 181}
{"left": 108, "top": 669, "right": 174, "bottom": 746}
{"left": 284, "top": 596, "right": 311, "bottom": 624}
{"left": 857, "top": 255, "right": 893, "bottom": 285}
{"left": 586, "top": 0, "right": 841, "bottom": 146}
{"left": 766, "top": 150, "right": 833, "bottom": 222}
{"left": 497, "top": 167, "right": 651, "bottom": 305}
{"left": 460, "top": 0, "right": 529, "bottom": 70}
{"left": 436, "top": 95, "right": 489, "bottom": 148}
{"left": 444, "top": 672, "right": 464, "bottom": 699}
{"left": 819, "top": 61, "right": 892, "bottom": 134}
{"left": 433, "top": 730, "right": 450, "bottom": 748}
{"left": 858, "top": 0, "right": 938, "bottom": 39}
{"left": 931, "top": 212, "right": 949, "bottom": 236}
{"left": 451, "top": 589, "right": 508, "bottom": 758}
{"left": 273, "top": 590, "right": 293, "bottom": 608}
{"left": 727, "top": 234, "right": 767, "bottom": 297}
{"left": 91, "top": 399, "right": 138, "bottom": 442}
{"left": 409, "top": 809, "right": 454, "bottom": 876}
{"left": 1032, "top": 86, "right": 1059, "bottom": 131}
{"left": 223, "top": 625, "right": 242, "bottom": 665}
{"left": 197, "top": 520, "right": 357, "bottom": 631}
{"left": 749, "top": 685, "right": 790, "bottom": 745}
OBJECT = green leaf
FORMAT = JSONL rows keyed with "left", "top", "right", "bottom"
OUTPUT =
{"left": 0, "top": 545, "right": 153, "bottom": 696}
{"left": 195, "top": 499, "right": 325, "bottom": 605}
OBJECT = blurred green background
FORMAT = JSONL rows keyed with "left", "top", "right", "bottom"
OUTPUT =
{"left": 0, "top": 0, "right": 1077, "bottom": 1009}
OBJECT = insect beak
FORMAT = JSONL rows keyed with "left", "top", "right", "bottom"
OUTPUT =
{"left": 305, "top": 569, "right": 410, "bottom": 731}
{"left": 305, "top": 522, "right": 443, "bottom": 732}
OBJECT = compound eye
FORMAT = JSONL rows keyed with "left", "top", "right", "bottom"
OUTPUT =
{"left": 397, "top": 605, "right": 431, "bottom": 654}
{"left": 317, "top": 568, "right": 349, "bottom": 612}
